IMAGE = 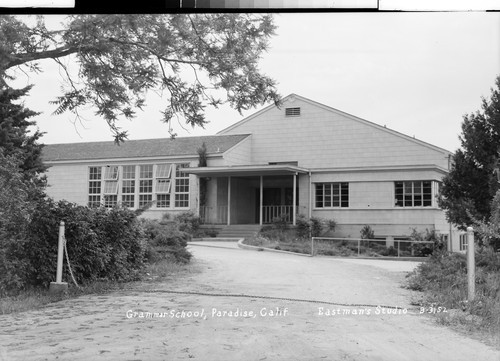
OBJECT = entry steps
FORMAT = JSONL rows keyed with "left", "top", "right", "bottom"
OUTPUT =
{"left": 216, "top": 224, "right": 262, "bottom": 240}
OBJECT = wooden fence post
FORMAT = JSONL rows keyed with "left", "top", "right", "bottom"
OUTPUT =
{"left": 49, "top": 221, "right": 68, "bottom": 293}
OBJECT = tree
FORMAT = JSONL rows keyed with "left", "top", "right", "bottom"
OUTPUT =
{"left": 0, "top": 85, "right": 47, "bottom": 189}
{"left": 0, "top": 14, "right": 281, "bottom": 143}
{"left": 439, "top": 75, "right": 500, "bottom": 229}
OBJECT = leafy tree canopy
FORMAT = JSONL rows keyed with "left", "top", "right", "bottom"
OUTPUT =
{"left": 0, "top": 85, "right": 46, "bottom": 190}
{"left": 439, "top": 75, "right": 500, "bottom": 229}
{"left": 0, "top": 14, "right": 281, "bottom": 143}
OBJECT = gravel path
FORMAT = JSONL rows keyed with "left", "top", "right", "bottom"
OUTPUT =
{"left": 0, "top": 244, "right": 498, "bottom": 361}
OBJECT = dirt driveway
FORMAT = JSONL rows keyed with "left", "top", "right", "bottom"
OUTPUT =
{"left": 1, "top": 243, "right": 499, "bottom": 361}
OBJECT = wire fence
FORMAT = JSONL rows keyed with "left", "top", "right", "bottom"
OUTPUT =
{"left": 311, "top": 237, "right": 436, "bottom": 258}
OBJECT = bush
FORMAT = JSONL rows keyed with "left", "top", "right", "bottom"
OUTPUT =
{"left": 408, "top": 228, "right": 445, "bottom": 256}
{"left": 360, "top": 225, "right": 375, "bottom": 239}
{"left": 173, "top": 211, "right": 202, "bottom": 236}
{"left": 141, "top": 219, "right": 192, "bottom": 264}
{"left": 406, "top": 247, "right": 500, "bottom": 335}
{"left": 295, "top": 215, "right": 336, "bottom": 239}
{"left": 1, "top": 198, "right": 150, "bottom": 295}
{"left": 26, "top": 200, "right": 147, "bottom": 288}
{"left": 271, "top": 214, "right": 289, "bottom": 231}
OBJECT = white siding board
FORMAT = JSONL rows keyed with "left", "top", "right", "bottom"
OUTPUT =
{"left": 221, "top": 98, "right": 449, "bottom": 169}
{"left": 223, "top": 136, "right": 252, "bottom": 165}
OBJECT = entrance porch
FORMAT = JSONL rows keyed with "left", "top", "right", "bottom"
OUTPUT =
{"left": 186, "top": 164, "right": 309, "bottom": 226}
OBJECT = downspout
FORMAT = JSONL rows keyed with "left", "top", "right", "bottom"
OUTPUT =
{"left": 308, "top": 171, "right": 312, "bottom": 218}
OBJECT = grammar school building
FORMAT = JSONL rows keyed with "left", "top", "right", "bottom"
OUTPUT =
{"left": 42, "top": 94, "right": 463, "bottom": 251}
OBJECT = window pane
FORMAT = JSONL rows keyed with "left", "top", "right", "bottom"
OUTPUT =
{"left": 123, "top": 165, "right": 135, "bottom": 179}
{"left": 156, "top": 164, "right": 172, "bottom": 178}
{"left": 89, "top": 167, "right": 102, "bottom": 180}
{"left": 175, "top": 193, "right": 189, "bottom": 208}
{"left": 104, "top": 195, "right": 117, "bottom": 208}
{"left": 88, "top": 195, "right": 101, "bottom": 208}
{"left": 157, "top": 194, "right": 170, "bottom": 208}
{"left": 122, "top": 180, "right": 135, "bottom": 194}
{"left": 139, "top": 179, "right": 153, "bottom": 193}
{"left": 395, "top": 182, "right": 403, "bottom": 206}
{"left": 140, "top": 165, "right": 153, "bottom": 179}
{"left": 104, "top": 166, "right": 119, "bottom": 180}
{"left": 122, "top": 194, "right": 135, "bottom": 208}
{"left": 139, "top": 194, "right": 152, "bottom": 207}
{"left": 341, "top": 183, "right": 349, "bottom": 207}
{"left": 315, "top": 184, "right": 323, "bottom": 208}
{"left": 156, "top": 179, "right": 171, "bottom": 194}
{"left": 103, "top": 180, "right": 119, "bottom": 195}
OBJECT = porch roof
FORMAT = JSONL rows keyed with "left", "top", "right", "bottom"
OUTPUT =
{"left": 185, "top": 164, "right": 309, "bottom": 177}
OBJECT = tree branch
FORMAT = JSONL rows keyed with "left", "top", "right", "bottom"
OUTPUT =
{"left": 5, "top": 45, "right": 79, "bottom": 70}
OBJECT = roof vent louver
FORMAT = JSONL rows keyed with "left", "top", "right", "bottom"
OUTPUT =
{"left": 285, "top": 107, "right": 301, "bottom": 117}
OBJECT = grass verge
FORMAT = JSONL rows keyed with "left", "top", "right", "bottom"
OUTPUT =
{"left": 0, "top": 259, "right": 195, "bottom": 315}
{"left": 405, "top": 248, "right": 500, "bottom": 348}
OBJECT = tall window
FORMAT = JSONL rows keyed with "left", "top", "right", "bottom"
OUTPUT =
{"left": 395, "top": 181, "right": 432, "bottom": 207}
{"left": 88, "top": 167, "right": 102, "bottom": 207}
{"left": 87, "top": 163, "right": 189, "bottom": 209}
{"left": 139, "top": 165, "right": 153, "bottom": 207}
{"left": 122, "top": 165, "right": 136, "bottom": 208}
{"left": 175, "top": 163, "right": 190, "bottom": 208}
{"left": 315, "top": 183, "right": 349, "bottom": 208}
{"left": 103, "top": 166, "right": 119, "bottom": 208}
{"left": 156, "top": 163, "right": 173, "bottom": 208}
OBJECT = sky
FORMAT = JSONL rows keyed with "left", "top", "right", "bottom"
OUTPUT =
{"left": 9, "top": 12, "right": 500, "bottom": 153}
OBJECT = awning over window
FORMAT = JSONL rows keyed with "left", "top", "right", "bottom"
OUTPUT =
{"left": 184, "top": 164, "right": 309, "bottom": 177}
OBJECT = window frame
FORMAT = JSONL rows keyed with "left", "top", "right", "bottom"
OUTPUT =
{"left": 394, "top": 180, "right": 435, "bottom": 208}
{"left": 86, "top": 162, "right": 190, "bottom": 210}
{"left": 314, "top": 182, "right": 349, "bottom": 209}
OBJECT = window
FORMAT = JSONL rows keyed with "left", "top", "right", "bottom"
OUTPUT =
{"left": 139, "top": 165, "right": 153, "bottom": 207}
{"left": 156, "top": 163, "right": 172, "bottom": 208}
{"left": 87, "top": 163, "right": 189, "bottom": 210}
{"left": 285, "top": 107, "right": 301, "bottom": 117}
{"left": 122, "top": 165, "right": 136, "bottom": 208}
{"left": 395, "top": 181, "right": 432, "bottom": 207}
{"left": 459, "top": 233, "right": 468, "bottom": 251}
{"left": 88, "top": 167, "right": 102, "bottom": 207}
{"left": 315, "top": 183, "right": 349, "bottom": 208}
{"left": 175, "top": 163, "right": 190, "bottom": 208}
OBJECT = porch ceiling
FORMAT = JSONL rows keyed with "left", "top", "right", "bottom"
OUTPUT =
{"left": 185, "top": 164, "right": 309, "bottom": 177}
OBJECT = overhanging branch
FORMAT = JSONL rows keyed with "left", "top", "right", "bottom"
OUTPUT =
{"left": 5, "top": 45, "right": 79, "bottom": 70}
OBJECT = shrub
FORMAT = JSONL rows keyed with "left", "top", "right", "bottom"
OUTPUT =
{"left": 141, "top": 219, "right": 192, "bottom": 264}
{"left": 174, "top": 211, "right": 202, "bottom": 236}
{"left": 360, "top": 225, "right": 375, "bottom": 239}
{"left": 1, "top": 198, "right": 150, "bottom": 294}
{"left": 295, "top": 215, "right": 311, "bottom": 239}
{"left": 271, "top": 214, "right": 289, "bottom": 231}
{"left": 25, "top": 200, "right": 147, "bottom": 288}
{"left": 408, "top": 228, "right": 445, "bottom": 256}
{"left": 295, "top": 215, "right": 336, "bottom": 239}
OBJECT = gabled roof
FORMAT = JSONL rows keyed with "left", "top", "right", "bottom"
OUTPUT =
{"left": 42, "top": 134, "right": 250, "bottom": 162}
{"left": 218, "top": 93, "right": 451, "bottom": 155}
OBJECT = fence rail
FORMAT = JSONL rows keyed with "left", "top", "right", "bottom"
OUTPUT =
{"left": 311, "top": 237, "right": 436, "bottom": 257}
{"left": 262, "top": 205, "right": 294, "bottom": 224}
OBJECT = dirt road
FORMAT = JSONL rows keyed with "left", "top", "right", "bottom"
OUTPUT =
{"left": 1, "top": 243, "right": 499, "bottom": 361}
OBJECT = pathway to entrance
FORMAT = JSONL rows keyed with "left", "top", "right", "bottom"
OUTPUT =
{"left": 1, "top": 245, "right": 498, "bottom": 361}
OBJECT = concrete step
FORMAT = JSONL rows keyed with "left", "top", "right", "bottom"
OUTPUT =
{"left": 217, "top": 224, "right": 261, "bottom": 239}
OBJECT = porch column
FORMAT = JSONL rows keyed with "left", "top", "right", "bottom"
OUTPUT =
{"left": 227, "top": 176, "right": 231, "bottom": 225}
{"left": 196, "top": 176, "right": 200, "bottom": 219}
{"left": 259, "top": 175, "right": 263, "bottom": 226}
{"left": 293, "top": 173, "right": 297, "bottom": 226}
